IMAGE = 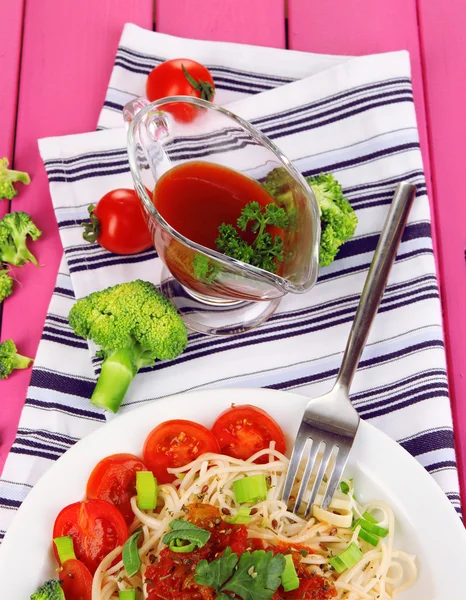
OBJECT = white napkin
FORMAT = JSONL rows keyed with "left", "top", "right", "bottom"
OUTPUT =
{"left": 0, "top": 25, "right": 460, "bottom": 544}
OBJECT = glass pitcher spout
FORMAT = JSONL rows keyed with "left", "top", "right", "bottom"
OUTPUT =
{"left": 124, "top": 96, "right": 320, "bottom": 302}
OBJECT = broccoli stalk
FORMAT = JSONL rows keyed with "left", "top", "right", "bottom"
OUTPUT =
{"left": 0, "top": 269, "right": 13, "bottom": 303}
{"left": 0, "top": 157, "right": 30, "bottom": 200}
{"left": 262, "top": 169, "right": 357, "bottom": 268}
{"left": 0, "top": 211, "right": 42, "bottom": 267}
{"left": 30, "top": 579, "right": 65, "bottom": 600}
{"left": 69, "top": 280, "right": 188, "bottom": 413}
{"left": 0, "top": 339, "right": 34, "bottom": 379}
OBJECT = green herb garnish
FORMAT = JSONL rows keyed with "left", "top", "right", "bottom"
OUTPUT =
{"left": 215, "top": 201, "right": 288, "bottom": 274}
{"left": 195, "top": 547, "right": 286, "bottom": 600}
{"left": 192, "top": 253, "right": 220, "bottom": 282}
{"left": 340, "top": 481, "right": 350, "bottom": 494}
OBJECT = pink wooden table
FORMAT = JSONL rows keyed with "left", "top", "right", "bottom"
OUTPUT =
{"left": 1, "top": 0, "right": 465, "bottom": 515}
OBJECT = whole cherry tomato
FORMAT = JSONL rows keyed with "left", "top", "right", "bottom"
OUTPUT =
{"left": 83, "top": 188, "right": 153, "bottom": 255}
{"left": 146, "top": 58, "right": 215, "bottom": 122}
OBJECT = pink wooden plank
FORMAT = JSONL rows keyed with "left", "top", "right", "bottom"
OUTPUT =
{"left": 0, "top": 0, "right": 25, "bottom": 220}
{"left": 417, "top": 0, "right": 466, "bottom": 511}
{"left": 0, "top": 0, "right": 153, "bottom": 473}
{"left": 287, "top": 0, "right": 433, "bottom": 247}
{"left": 157, "top": 0, "right": 285, "bottom": 48}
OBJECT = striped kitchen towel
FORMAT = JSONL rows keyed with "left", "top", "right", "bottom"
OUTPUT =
{"left": 0, "top": 25, "right": 460, "bottom": 543}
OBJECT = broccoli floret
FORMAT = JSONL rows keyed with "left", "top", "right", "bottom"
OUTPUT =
{"left": 0, "top": 269, "right": 13, "bottom": 303}
{"left": 0, "top": 339, "right": 34, "bottom": 379}
{"left": 30, "top": 579, "right": 65, "bottom": 600}
{"left": 0, "top": 157, "right": 30, "bottom": 200}
{"left": 69, "top": 280, "right": 188, "bottom": 413}
{"left": 305, "top": 173, "right": 358, "bottom": 267}
{"left": 262, "top": 169, "right": 357, "bottom": 268}
{"left": 0, "top": 211, "right": 42, "bottom": 266}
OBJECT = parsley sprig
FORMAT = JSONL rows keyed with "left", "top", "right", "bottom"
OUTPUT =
{"left": 215, "top": 201, "right": 289, "bottom": 274}
{"left": 195, "top": 546, "right": 286, "bottom": 600}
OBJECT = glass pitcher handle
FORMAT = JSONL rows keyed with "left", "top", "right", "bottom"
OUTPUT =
{"left": 123, "top": 97, "right": 172, "bottom": 177}
{"left": 123, "top": 97, "right": 151, "bottom": 129}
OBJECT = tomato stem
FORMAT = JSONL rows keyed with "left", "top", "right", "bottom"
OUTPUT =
{"left": 81, "top": 204, "right": 100, "bottom": 244}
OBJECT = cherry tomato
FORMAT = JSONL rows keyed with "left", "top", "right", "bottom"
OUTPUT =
{"left": 83, "top": 189, "right": 153, "bottom": 255}
{"left": 211, "top": 405, "right": 286, "bottom": 463}
{"left": 86, "top": 453, "right": 147, "bottom": 525}
{"left": 59, "top": 559, "right": 92, "bottom": 600}
{"left": 53, "top": 499, "right": 128, "bottom": 574}
{"left": 143, "top": 420, "right": 220, "bottom": 484}
{"left": 146, "top": 58, "right": 215, "bottom": 123}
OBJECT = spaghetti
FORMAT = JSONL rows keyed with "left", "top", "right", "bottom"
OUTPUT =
{"left": 92, "top": 446, "right": 417, "bottom": 600}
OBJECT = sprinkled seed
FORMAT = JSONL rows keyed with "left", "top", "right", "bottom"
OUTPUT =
{"left": 250, "top": 508, "right": 259, "bottom": 515}
{"left": 272, "top": 519, "right": 278, "bottom": 529}
{"left": 329, "top": 527, "right": 337, "bottom": 536}
{"left": 149, "top": 554, "right": 156, "bottom": 564}
{"left": 221, "top": 507, "right": 231, "bottom": 515}
{"left": 201, "top": 485, "right": 209, "bottom": 494}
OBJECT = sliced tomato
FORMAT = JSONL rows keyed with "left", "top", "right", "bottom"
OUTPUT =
{"left": 211, "top": 405, "right": 286, "bottom": 463}
{"left": 59, "top": 559, "right": 92, "bottom": 600}
{"left": 143, "top": 420, "right": 220, "bottom": 484}
{"left": 86, "top": 453, "right": 147, "bottom": 525}
{"left": 53, "top": 499, "right": 128, "bottom": 574}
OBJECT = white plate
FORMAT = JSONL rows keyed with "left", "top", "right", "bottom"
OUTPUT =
{"left": 1, "top": 388, "right": 465, "bottom": 599}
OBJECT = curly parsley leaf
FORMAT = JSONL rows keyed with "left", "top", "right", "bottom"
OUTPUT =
{"left": 192, "top": 253, "right": 221, "bottom": 283}
{"left": 215, "top": 202, "right": 289, "bottom": 273}
{"left": 194, "top": 547, "right": 239, "bottom": 592}
{"left": 222, "top": 550, "right": 286, "bottom": 600}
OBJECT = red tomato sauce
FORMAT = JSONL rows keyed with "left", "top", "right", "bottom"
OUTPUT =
{"left": 146, "top": 504, "right": 248, "bottom": 600}
{"left": 146, "top": 503, "right": 336, "bottom": 600}
{"left": 153, "top": 161, "right": 276, "bottom": 250}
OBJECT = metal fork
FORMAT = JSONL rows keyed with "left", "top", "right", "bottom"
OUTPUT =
{"left": 282, "top": 182, "right": 417, "bottom": 517}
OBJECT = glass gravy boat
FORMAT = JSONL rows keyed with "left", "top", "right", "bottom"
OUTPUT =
{"left": 124, "top": 96, "right": 320, "bottom": 335}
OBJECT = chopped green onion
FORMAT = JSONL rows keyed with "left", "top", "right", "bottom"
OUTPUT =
{"left": 53, "top": 536, "right": 76, "bottom": 563}
{"left": 119, "top": 591, "right": 136, "bottom": 600}
{"left": 329, "top": 542, "right": 363, "bottom": 574}
{"left": 233, "top": 474, "right": 267, "bottom": 503}
{"left": 136, "top": 471, "right": 158, "bottom": 510}
{"left": 358, "top": 518, "right": 388, "bottom": 538}
{"left": 281, "top": 554, "right": 299, "bottom": 592}
{"left": 357, "top": 528, "right": 379, "bottom": 547}
{"left": 162, "top": 519, "right": 210, "bottom": 550}
{"left": 340, "top": 481, "right": 350, "bottom": 494}
{"left": 123, "top": 529, "right": 142, "bottom": 577}
{"left": 362, "top": 511, "right": 378, "bottom": 524}
{"left": 169, "top": 539, "right": 196, "bottom": 553}
{"left": 225, "top": 507, "right": 252, "bottom": 525}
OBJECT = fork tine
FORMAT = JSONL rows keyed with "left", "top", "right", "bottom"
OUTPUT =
{"left": 303, "top": 443, "right": 333, "bottom": 519}
{"left": 321, "top": 444, "right": 351, "bottom": 510}
{"left": 282, "top": 429, "right": 308, "bottom": 505}
{"left": 293, "top": 438, "right": 323, "bottom": 514}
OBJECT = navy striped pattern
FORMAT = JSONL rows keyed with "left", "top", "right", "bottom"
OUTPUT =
{"left": 0, "top": 32, "right": 461, "bottom": 543}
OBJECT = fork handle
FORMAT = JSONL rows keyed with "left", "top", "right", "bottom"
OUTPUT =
{"left": 335, "top": 182, "right": 417, "bottom": 392}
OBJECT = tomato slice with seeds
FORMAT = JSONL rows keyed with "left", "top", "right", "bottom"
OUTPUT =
{"left": 143, "top": 420, "right": 220, "bottom": 484}
{"left": 59, "top": 559, "right": 92, "bottom": 600}
{"left": 211, "top": 405, "right": 286, "bottom": 463}
{"left": 86, "top": 453, "right": 147, "bottom": 525}
{"left": 53, "top": 499, "right": 128, "bottom": 574}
